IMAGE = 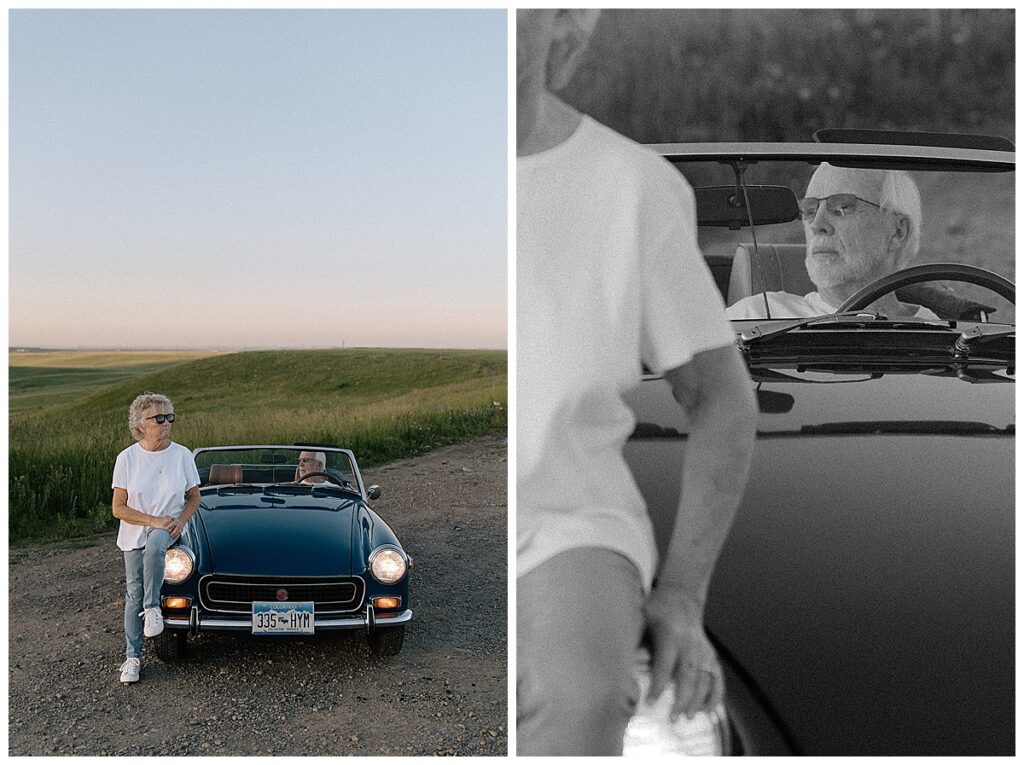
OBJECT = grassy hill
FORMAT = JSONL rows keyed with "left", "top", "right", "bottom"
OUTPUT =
{"left": 10, "top": 348, "right": 506, "bottom": 543}
{"left": 10, "top": 351, "right": 222, "bottom": 413}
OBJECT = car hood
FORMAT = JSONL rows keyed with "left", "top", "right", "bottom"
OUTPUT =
{"left": 624, "top": 373, "right": 1014, "bottom": 755}
{"left": 197, "top": 497, "right": 359, "bottom": 576}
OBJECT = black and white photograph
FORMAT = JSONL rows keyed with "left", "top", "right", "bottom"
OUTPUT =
{"left": 516, "top": 8, "right": 1013, "bottom": 756}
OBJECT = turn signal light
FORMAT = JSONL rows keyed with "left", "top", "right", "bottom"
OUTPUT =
{"left": 162, "top": 596, "right": 192, "bottom": 609}
{"left": 372, "top": 596, "right": 401, "bottom": 610}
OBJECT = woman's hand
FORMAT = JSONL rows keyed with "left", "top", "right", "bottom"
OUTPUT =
{"left": 642, "top": 586, "right": 724, "bottom": 721}
{"left": 164, "top": 516, "right": 186, "bottom": 539}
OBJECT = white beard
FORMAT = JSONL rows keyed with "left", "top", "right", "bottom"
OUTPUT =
{"left": 806, "top": 245, "right": 878, "bottom": 290}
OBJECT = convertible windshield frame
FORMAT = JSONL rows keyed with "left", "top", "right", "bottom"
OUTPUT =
{"left": 192, "top": 444, "right": 367, "bottom": 500}
{"left": 653, "top": 142, "right": 1014, "bottom": 172}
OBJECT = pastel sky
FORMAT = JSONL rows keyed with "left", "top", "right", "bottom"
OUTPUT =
{"left": 10, "top": 9, "right": 507, "bottom": 350}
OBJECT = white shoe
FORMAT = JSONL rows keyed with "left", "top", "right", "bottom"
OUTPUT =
{"left": 119, "top": 657, "right": 140, "bottom": 684}
{"left": 141, "top": 607, "right": 164, "bottom": 638}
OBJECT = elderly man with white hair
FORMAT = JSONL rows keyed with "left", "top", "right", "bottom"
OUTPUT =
{"left": 728, "top": 163, "right": 940, "bottom": 319}
{"left": 295, "top": 450, "right": 328, "bottom": 483}
{"left": 517, "top": 9, "right": 757, "bottom": 756}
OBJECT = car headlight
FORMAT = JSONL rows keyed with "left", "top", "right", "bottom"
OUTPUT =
{"left": 369, "top": 547, "right": 407, "bottom": 584}
{"left": 623, "top": 661, "right": 730, "bottom": 756}
{"left": 164, "top": 547, "right": 194, "bottom": 584}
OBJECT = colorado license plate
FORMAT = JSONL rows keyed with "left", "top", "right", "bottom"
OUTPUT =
{"left": 251, "top": 601, "right": 314, "bottom": 635}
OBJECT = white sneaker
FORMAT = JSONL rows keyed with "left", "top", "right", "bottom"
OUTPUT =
{"left": 140, "top": 607, "right": 164, "bottom": 638}
{"left": 119, "top": 657, "right": 140, "bottom": 684}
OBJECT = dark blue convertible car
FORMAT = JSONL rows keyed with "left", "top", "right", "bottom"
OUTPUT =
{"left": 154, "top": 444, "right": 412, "bottom": 660}
{"left": 621, "top": 131, "right": 1013, "bottom": 755}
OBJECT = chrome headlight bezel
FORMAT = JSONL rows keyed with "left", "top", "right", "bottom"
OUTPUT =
{"left": 368, "top": 545, "right": 408, "bottom": 584}
{"left": 163, "top": 546, "right": 195, "bottom": 584}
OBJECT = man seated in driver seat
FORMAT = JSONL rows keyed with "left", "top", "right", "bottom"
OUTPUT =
{"left": 727, "top": 163, "right": 940, "bottom": 320}
{"left": 295, "top": 450, "right": 329, "bottom": 483}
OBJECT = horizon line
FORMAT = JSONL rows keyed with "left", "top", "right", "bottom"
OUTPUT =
{"left": 9, "top": 345, "right": 507, "bottom": 353}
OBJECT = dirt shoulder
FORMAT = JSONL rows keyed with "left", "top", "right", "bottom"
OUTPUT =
{"left": 8, "top": 435, "right": 508, "bottom": 756}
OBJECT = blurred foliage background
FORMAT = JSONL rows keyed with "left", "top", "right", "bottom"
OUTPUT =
{"left": 561, "top": 9, "right": 1014, "bottom": 143}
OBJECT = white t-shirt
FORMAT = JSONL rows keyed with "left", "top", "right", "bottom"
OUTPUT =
{"left": 112, "top": 441, "right": 201, "bottom": 551}
{"left": 517, "top": 116, "right": 736, "bottom": 591}
{"left": 727, "top": 290, "right": 941, "bottom": 320}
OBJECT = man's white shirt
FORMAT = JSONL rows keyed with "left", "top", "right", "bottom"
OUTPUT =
{"left": 727, "top": 290, "right": 942, "bottom": 320}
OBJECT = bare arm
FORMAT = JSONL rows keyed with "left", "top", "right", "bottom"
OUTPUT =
{"left": 165, "top": 485, "right": 201, "bottom": 540}
{"left": 111, "top": 488, "right": 172, "bottom": 529}
{"left": 644, "top": 343, "right": 757, "bottom": 718}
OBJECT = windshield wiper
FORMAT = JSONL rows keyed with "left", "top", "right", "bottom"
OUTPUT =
{"left": 737, "top": 311, "right": 952, "bottom": 346}
{"left": 798, "top": 420, "right": 1013, "bottom": 436}
{"left": 954, "top": 324, "right": 1015, "bottom": 353}
{"left": 211, "top": 484, "right": 263, "bottom": 496}
{"left": 263, "top": 481, "right": 349, "bottom": 496}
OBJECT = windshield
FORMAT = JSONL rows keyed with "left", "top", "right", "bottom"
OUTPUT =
{"left": 193, "top": 446, "right": 359, "bottom": 490}
{"left": 677, "top": 160, "right": 1015, "bottom": 324}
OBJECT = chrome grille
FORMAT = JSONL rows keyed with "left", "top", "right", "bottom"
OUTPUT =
{"left": 199, "top": 575, "right": 364, "bottom": 614}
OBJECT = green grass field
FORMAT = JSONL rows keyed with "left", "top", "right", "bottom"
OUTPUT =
{"left": 10, "top": 348, "right": 507, "bottom": 544}
{"left": 9, "top": 351, "right": 222, "bottom": 414}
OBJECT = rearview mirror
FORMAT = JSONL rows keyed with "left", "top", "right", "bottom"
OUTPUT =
{"left": 367, "top": 485, "right": 382, "bottom": 500}
{"left": 694, "top": 185, "right": 800, "bottom": 229}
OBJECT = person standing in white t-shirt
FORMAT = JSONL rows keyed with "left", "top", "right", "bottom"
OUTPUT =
{"left": 517, "top": 10, "right": 758, "bottom": 756}
{"left": 111, "top": 393, "right": 200, "bottom": 685}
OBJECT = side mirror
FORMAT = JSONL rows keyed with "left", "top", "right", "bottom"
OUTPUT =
{"left": 694, "top": 185, "right": 800, "bottom": 230}
{"left": 367, "top": 485, "right": 382, "bottom": 500}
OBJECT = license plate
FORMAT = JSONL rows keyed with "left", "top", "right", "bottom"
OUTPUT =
{"left": 251, "top": 601, "right": 314, "bottom": 635}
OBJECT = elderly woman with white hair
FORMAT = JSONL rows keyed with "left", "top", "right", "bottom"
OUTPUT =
{"left": 111, "top": 392, "right": 200, "bottom": 685}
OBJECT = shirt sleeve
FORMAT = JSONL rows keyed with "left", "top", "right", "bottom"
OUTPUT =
{"left": 112, "top": 449, "right": 128, "bottom": 490}
{"left": 182, "top": 448, "right": 201, "bottom": 490}
{"left": 639, "top": 176, "right": 736, "bottom": 374}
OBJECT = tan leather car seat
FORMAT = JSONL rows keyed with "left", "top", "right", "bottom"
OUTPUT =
{"left": 727, "top": 243, "right": 812, "bottom": 306}
{"left": 208, "top": 464, "right": 243, "bottom": 485}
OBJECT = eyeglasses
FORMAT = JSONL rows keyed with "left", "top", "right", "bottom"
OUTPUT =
{"left": 146, "top": 413, "right": 175, "bottom": 424}
{"left": 798, "top": 194, "right": 881, "bottom": 220}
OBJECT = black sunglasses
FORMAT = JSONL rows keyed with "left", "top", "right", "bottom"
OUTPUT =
{"left": 146, "top": 413, "right": 176, "bottom": 424}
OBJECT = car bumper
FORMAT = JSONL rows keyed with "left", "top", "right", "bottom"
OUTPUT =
{"left": 164, "top": 606, "right": 412, "bottom": 634}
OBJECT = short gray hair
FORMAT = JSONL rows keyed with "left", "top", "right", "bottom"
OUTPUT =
{"left": 878, "top": 168, "right": 922, "bottom": 265}
{"left": 128, "top": 392, "right": 173, "bottom": 441}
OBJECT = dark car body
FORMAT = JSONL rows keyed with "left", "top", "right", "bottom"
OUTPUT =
{"left": 156, "top": 444, "right": 412, "bottom": 660}
{"left": 623, "top": 134, "right": 1014, "bottom": 755}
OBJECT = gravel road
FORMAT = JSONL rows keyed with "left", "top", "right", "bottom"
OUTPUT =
{"left": 8, "top": 436, "right": 508, "bottom": 756}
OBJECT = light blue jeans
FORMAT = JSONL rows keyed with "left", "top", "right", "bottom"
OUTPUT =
{"left": 517, "top": 547, "right": 645, "bottom": 755}
{"left": 123, "top": 528, "right": 173, "bottom": 659}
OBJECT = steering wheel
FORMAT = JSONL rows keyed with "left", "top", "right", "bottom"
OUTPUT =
{"left": 836, "top": 263, "right": 1015, "bottom": 314}
{"left": 295, "top": 471, "right": 339, "bottom": 485}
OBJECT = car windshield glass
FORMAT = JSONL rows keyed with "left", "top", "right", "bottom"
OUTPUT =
{"left": 674, "top": 159, "right": 1015, "bottom": 324}
{"left": 194, "top": 447, "right": 358, "bottom": 489}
